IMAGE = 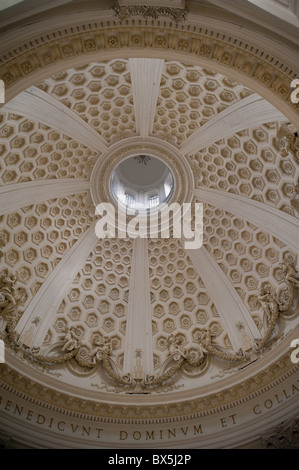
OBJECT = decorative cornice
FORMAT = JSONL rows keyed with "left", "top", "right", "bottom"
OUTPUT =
{"left": 0, "top": 23, "right": 298, "bottom": 124}
{"left": 112, "top": 1, "right": 189, "bottom": 25}
{"left": 0, "top": 352, "right": 298, "bottom": 423}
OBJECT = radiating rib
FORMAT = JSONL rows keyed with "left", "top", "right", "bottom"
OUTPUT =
{"left": 0, "top": 179, "right": 91, "bottom": 215}
{"left": 129, "top": 58, "right": 165, "bottom": 138}
{"left": 186, "top": 244, "right": 262, "bottom": 351}
{"left": 123, "top": 237, "right": 154, "bottom": 377}
{"left": 15, "top": 224, "right": 99, "bottom": 347}
{"left": 1, "top": 86, "right": 108, "bottom": 154}
{"left": 181, "top": 94, "right": 286, "bottom": 156}
{"left": 193, "top": 188, "right": 299, "bottom": 255}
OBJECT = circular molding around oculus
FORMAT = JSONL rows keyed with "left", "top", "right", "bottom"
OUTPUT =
{"left": 90, "top": 137, "right": 194, "bottom": 210}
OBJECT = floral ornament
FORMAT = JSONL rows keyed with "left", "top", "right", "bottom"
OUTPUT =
{"left": 112, "top": 2, "right": 188, "bottom": 25}
{"left": 108, "top": 36, "right": 118, "bottom": 48}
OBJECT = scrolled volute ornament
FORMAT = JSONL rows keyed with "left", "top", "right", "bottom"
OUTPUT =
{"left": 102, "top": 356, "right": 133, "bottom": 386}
{"left": 145, "top": 357, "right": 185, "bottom": 387}
{"left": 67, "top": 334, "right": 132, "bottom": 386}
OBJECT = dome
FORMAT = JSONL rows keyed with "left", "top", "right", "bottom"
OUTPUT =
{"left": 0, "top": 0, "right": 298, "bottom": 450}
{"left": 110, "top": 155, "right": 174, "bottom": 210}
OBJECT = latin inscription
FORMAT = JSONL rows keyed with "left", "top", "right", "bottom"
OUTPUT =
{"left": 0, "top": 380, "right": 298, "bottom": 442}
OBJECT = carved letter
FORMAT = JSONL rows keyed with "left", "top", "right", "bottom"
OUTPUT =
{"left": 290, "top": 79, "right": 299, "bottom": 104}
{"left": 119, "top": 430, "right": 128, "bottom": 440}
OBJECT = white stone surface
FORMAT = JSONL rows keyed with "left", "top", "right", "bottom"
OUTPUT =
{"left": 193, "top": 188, "right": 299, "bottom": 255}
{"left": 123, "top": 237, "right": 154, "bottom": 376}
{"left": 186, "top": 245, "right": 262, "bottom": 350}
{"left": 0, "top": 179, "right": 91, "bottom": 215}
{"left": 129, "top": 58, "right": 165, "bottom": 138}
{"left": 15, "top": 224, "right": 99, "bottom": 347}
{"left": 181, "top": 94, "right": 286, "bottom": 156}
{"left": 2, "top": 86, "right": 108, "bottom": 153}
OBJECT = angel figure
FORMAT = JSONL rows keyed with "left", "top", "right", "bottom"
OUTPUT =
{"left": 196, "top": 340, "right": 209, "bottom": 361}
{"left": 167, "top": 334, "right": 187, "bottom": 360}
{"left": 198, "top": 328, "right": 215, "bottom": 346}
{"left": 62, "top": 326, "right": 80, "bottom": 352}
{"left": 257, "top": 285, "right": 279, "bottom": 322}
{"left": 0, "top": 271, "right": 18, "bottom": 305}
{"left": 277, "top": 122, "right": 299, "bottom": 162}
{"left": 290, "top": 184, "right": 299, "bottom": 214}
{"left": 277, "top": 122, "right": 298, "bottom": 141}
{"left": 0, "top": 285, "right": 26, "bottom": 319}
{"left": 101, "top": 336, "right": 112, "bottom": 355}
{"left": 0, "top": 291, "right": 9, "bottom": 310}
{"left": 196, "top": 327, "right": 246, "bottom": 362}
{"left": 197, "top": 328, "right": 214, "bottom": 356}
{"left": 279, "top": 262, "right": 299, "bottom": 287}
{"left": 90, "top": 336, "right": 112, "bottom": 363}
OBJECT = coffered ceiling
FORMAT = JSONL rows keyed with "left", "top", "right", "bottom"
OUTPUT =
{"left": 0, "top": 0, "right": 298, "bottom": 449}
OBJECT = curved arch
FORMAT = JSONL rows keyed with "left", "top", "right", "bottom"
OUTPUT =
{"left": 0, "top": 21, "right": 298, "bottom": 125}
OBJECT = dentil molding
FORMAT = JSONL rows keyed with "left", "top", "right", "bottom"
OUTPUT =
{"left": 0, "top": 17, "right": 298, "bottom": 125}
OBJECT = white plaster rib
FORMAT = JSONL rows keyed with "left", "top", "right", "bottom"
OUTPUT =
{"left": 123, "top": 237, "right": 154, "bottom": 376}
{"left": 186, "top": 244, "right": 262, "bottom": 351}
{"left": 193, "top": 188, "right": 299, "bottom": 255}
{"left": 15, "top": 224, "right": 99, "bottom": 347}
{"left": 129, "top": 58, "right": 165, "bottom": 138}
{"left": 2, "top": 86, "right": 108, "bottom": 154}
{"left": 181, "top": 94, "right": 286, "bottom": 156}
{"left": 0, "top": 179, "right": 91, "bottom": 215}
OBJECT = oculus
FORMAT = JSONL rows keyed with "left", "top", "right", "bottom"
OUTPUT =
{"left": 110, "top": 155, "right": 174, "bottom": 211}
